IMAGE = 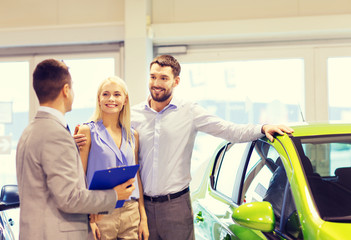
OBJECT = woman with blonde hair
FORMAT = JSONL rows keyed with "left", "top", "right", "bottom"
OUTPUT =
{"left": 76, "top": 76, "right": 149, "bottom": 240}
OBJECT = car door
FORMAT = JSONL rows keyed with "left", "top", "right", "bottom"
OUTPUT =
{"left": 194, "top": 141, "right": 267, "bottom": 240}
{"left": 199, "top": 139, "right": 303, "bottom": 239}
{"left": 193, "top": 142, "right": 240, "bottom": 240}
{"left": 193, "top": 138, "right": 303, "bottom": 239}
{"left": 0, "top": 211, "right": 15, "bottom": 240}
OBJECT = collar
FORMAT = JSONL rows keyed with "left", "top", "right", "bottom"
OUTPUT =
{"left": 95, "top": 120, "right": 128, "bottom": 165}
{"left": 143, "top": 95, "right": 179, "bottom": 112}
{"left": 38, "top": 106, "right": 67, "bottom": 126}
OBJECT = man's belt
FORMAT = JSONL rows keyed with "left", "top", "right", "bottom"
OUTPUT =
{"left": 144, "top": 187, "right": 189, "bottom": 203}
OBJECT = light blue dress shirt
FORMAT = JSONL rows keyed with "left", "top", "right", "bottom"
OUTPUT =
{"left": 131, "top": 96, "right": 264, "bottom": 196}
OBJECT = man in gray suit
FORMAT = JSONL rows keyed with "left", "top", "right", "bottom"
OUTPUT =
{"left": 16, "top": 59, "right": 135, "bottom": 240}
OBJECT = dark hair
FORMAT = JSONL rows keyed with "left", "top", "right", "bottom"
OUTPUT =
{"left": 150, "top": 55, "right": 181, "bottom": 77}
{"left": 33, "top": 59, "right": 71, "bottom": 103}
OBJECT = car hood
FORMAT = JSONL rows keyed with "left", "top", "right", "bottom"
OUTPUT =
{"left": 317, "top": 221, "right": 351, "bottom": 239}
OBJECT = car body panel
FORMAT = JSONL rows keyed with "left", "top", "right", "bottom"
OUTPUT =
{"left": 192, "top": 123, "right": 351, "bottom": 240}
{"left": 273, "top": 134, "right": 323, "bottom": 240}
{"left": 318, "top": 222, "right": 351, "bottom": 240}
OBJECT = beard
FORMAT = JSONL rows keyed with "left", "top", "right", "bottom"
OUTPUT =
{"left": 150, "top": 87, "right": 173, "bottom": 102}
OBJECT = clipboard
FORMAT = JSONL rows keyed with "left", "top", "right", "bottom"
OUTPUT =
{"left": 88, "top": 164, "right": 140, "bottom": 208}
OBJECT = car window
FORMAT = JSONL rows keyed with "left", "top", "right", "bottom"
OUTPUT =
{"left": 241, "top": 141, "right": 277, "bottom": 204}
{"left": 243, "top": 160, "right": 272, "bottom": 203}
{"left": 213, "top": 142, "right": 249, "bottom": 201}
{"left": 303, "top": 142, "right": 351, "bottom": 177}
{"left": 295, "top": 135, "right": 351, "bottom": 222}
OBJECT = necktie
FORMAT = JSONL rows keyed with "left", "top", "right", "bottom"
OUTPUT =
{"left": 66, "top": 125, "right": 71, "bottom": 134}
{"left": 66, "top": 124, "right": 80, "bottom": 152}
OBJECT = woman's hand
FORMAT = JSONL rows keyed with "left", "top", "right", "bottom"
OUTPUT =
{"left": 89, "top": 220, "right": 101, "bottom": 240}
{"left": 138, "top": 217, "right": 149, "bottom": 240}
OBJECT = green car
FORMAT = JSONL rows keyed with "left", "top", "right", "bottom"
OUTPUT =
{"left": 192, "top": 123, "right": 351, "bottom": 240}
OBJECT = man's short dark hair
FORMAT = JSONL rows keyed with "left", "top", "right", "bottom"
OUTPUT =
{"left": 33, "top": 59, "right": 71, "bottom": 103}
{"left": 150, "top": 55, "right": 181, "bottom": 77}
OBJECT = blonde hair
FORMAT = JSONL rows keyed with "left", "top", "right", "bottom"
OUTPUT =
{"left": 90, "top": 76, "right": 133, "bottom": 144}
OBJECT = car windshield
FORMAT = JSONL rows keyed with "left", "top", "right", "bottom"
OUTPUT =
{"left": 293, "top": 134, "right": 351, "bottom": 222}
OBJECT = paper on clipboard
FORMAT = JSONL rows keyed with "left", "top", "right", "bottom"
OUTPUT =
{"left": 88, "top": 164, "right": 140, "bottom": 208}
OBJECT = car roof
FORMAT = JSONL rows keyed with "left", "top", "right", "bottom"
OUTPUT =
{"left": 287, "top": 123, "right": 351, "bottom": 138}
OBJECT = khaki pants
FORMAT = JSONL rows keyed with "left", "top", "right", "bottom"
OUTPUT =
{"left": 96, "top": 200, "right": 140, "bottom": 240}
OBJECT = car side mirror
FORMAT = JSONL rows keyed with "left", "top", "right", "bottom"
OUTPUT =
{"left": 0, "top": 185, "right": 20, "bottom": 211}
{"left": 232, "top": 201, "right": 275, "bottom": 232}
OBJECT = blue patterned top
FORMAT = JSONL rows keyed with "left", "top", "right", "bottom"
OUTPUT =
{"left": 86, "top": 120, "right": 139, "bottom": 199}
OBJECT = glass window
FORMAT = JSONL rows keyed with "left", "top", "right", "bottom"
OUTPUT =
{"left": 0, "top": 61, "right": 29, "bottom": 187}
{"left": 243, "top": 156, "right": 272, "bottom": 203}
{"left": 61, "top": 57, "right": 116, "bottom": 129}
{"left": 179, "top": 59, "right": 305, "bottom": 189}
{"left": 242, "top": 141, "right": 282, "bottom": 204}
{"left": 215, "top": 142, "right": 248, "bottom": 200}
{"left": 178, "top": 59, "right": 305, "bottom": 125}
{"left": 301, "top": 138, "right": 351, "bottom": 177}
{"left": 0, "top": 60, "right": 29, "bottom": 240}
{"left": 0, "top": 52, "right": 120, "bottom": 240}
{"left": 297, "top": 135, "right": 351, "bottom": 222}
{"left": 328, "top": 57, "right": 351, "bottom": 121}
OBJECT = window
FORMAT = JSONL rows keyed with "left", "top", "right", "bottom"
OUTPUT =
{"left": 242, "top": 141, "right": 283, "bottom": 204}
{"left": 0, "top": 49, "right": 121, "bottom": 240}
{"left": 0, "top": 54, "right": 120, "bottom": 188}
{"left": 297, "top": 135, "right": 351, "bottom": 222}
{"left": 64, "top": 57, "right": 116, "bottom": 128}
{"left": 178, "top": 59, "right": 305, "bottom": 125}
{"left": 0, "top": 60, "right": 30, "bottom": 240}
{"left": 301, "top": 137, "right": 351, "bottom": 177}
{"left": 328, "top": 57, "right": 351, "bottom": 121}
{"left": 0, "top": 61, "right": 29, "bottom": 187}
{"left": 214, "top": 142, "right": 249, "bottom": 201}
{"left": 315, "top": 46, "right": 351, "bottom": 122}
{"left": 243, "top": 154, "right": 272, "bottom": 203}
{"left": 33, "top": 54, "right": 120, "bottom": 129}
{"left": 175, "top": 48, "right": 307, "bottom": 192}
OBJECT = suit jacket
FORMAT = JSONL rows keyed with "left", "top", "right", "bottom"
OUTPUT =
{"left": 16, "top": 111, "right": 117, "bottom": 240}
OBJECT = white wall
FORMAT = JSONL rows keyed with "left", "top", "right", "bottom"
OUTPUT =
{"left": 1, "top": 0, "right": 351, "bottom": 106}
{"left": 0, "top": 0, "right": 124, "bottom": 28}
{"left": 1, "top": 0, "right": 351, "bottom": 47}
{"left": 2, "top": 0, "right": 351, "bottom": 28}
{"left": 152, "top": 0, "right": 351, "bottom": 23}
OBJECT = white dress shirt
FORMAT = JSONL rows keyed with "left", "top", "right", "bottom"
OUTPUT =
{"left": 131, "top": 96, "right": 264, "bottom": 196}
